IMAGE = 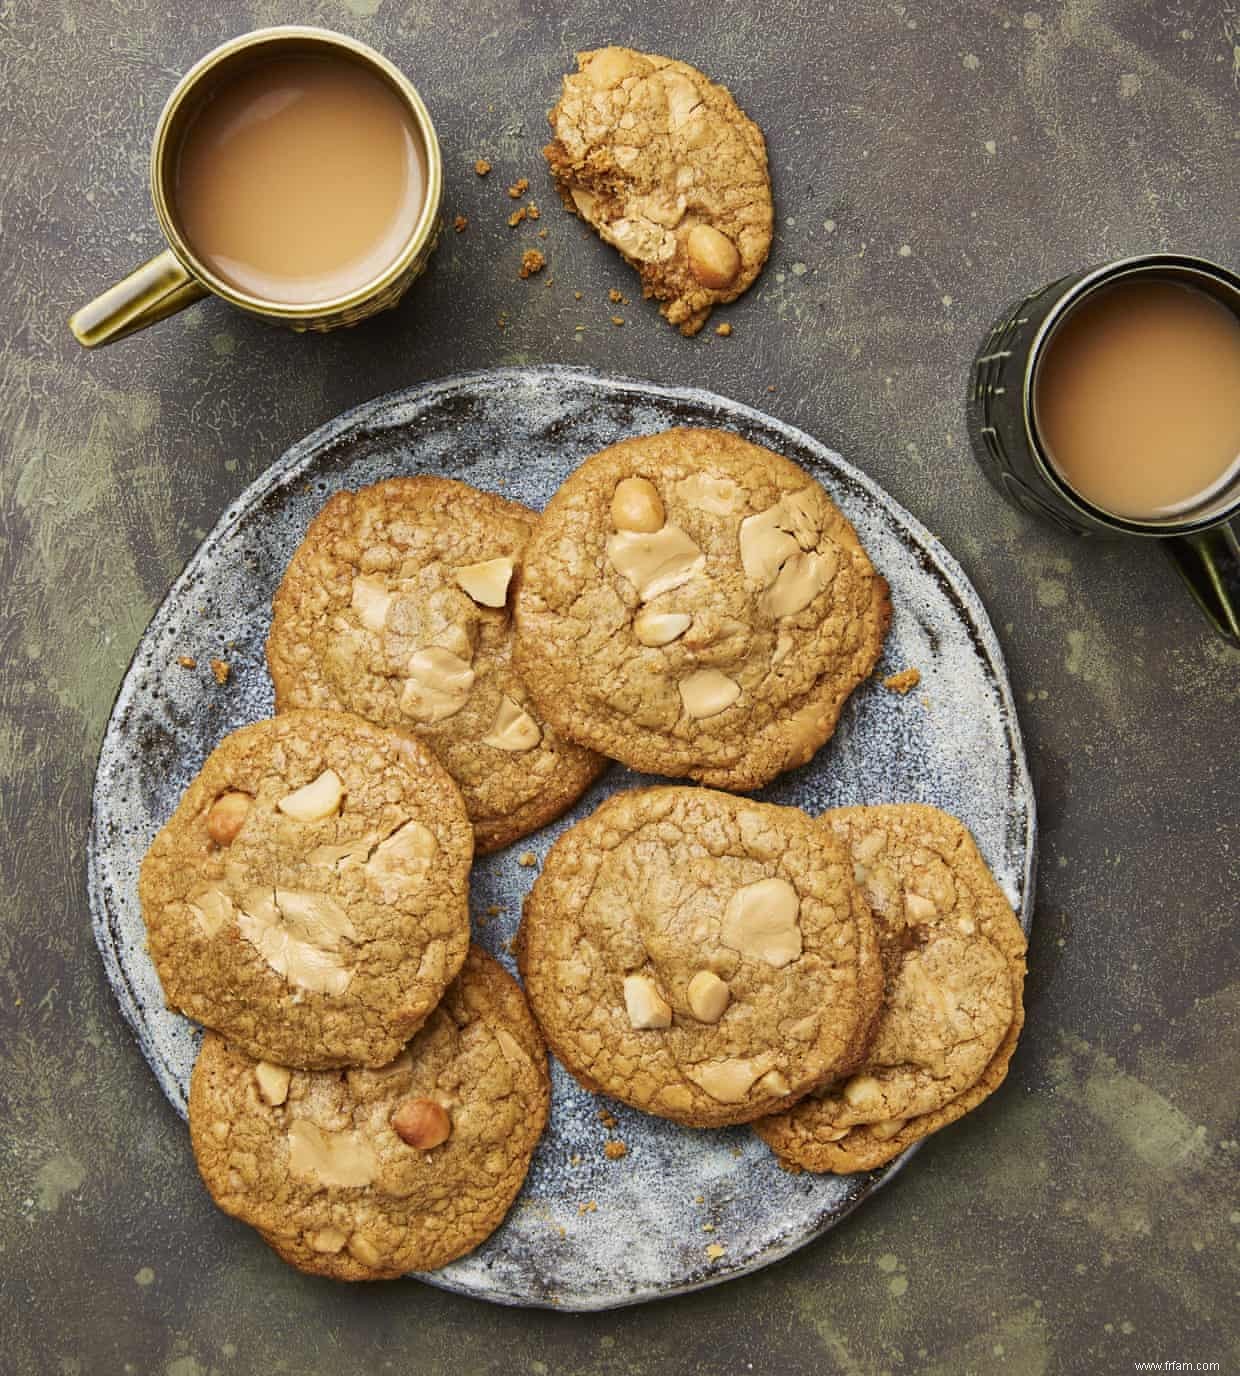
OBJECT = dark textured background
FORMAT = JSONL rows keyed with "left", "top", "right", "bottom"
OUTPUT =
{"left": 1, "top": 2, "right": 1237, "bottom": 1373}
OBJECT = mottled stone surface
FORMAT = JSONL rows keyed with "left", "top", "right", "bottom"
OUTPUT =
{"left": 0, "top": 2, "right": 1236, "bottom": 1373}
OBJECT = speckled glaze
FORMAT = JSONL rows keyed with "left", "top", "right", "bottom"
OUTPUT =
{"left": 87, "top": 367, "right": 1034, "bottom": 1309}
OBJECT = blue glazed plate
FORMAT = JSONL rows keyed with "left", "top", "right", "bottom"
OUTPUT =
{"left": 88, "top": 366, "right": 1035, "bottom": 1310}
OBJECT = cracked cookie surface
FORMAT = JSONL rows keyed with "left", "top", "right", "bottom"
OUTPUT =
{"left": 188, "top": 947, "right": 550, "bottom": 1280}
{"left": 513, "top": 429, "right": 890, "bottom": 791}
{"left": 267, "top": 477, "right": 606, "bottom": 853}
{"left": 753, "top": 804, "right": 1027, "bottom": 1172}
{"left": 517, "top": 787, "right": 883, "bottom": 1128}
{"left": 544, "top": 46, "right": 773, "bottom": 334}
{"left": 140, "top": 710, "right": 472, "bottom": 1069}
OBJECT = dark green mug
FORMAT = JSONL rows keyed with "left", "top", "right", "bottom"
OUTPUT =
{"left": 966, "top": 253, "right": 1240, "bottom": 646}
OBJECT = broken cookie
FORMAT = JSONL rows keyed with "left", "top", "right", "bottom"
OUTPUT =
{"left": 544, "top": 47, "right": 774, "bottom": 335}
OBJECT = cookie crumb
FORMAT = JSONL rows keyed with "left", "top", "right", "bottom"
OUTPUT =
{"left": 693, "top": 1194, "right": 705, "bottom": 1204}
{"left": 507, "top": 177, "right": 529, "bottom": 199}
{"left": 577, "top": 1199, "right": 598, "bottom": 1214}
{"left": 569, "top": 1153, "right": 582, "bottom": 1166}
{"left": 705, "top": 1243, "right": 726, "bottom": 1261}
{"left": 729, "top": 1147, "right": 743, "bottom": 1158}
{"left": 702, "top": 1223, "right": 715, "bottom": 1233}
{"left": 518, "top": 851, "right": 538, "bottom": 867}
{"left": 715, "top": 322, "right": 733, "bottom": 337}
{"left": 210, "top": 658, "right": 230, "bottom": 685}
{"left": 766, "top": 385, "right": 777, "bottom": 393}
{"left": 597, "top": 1108, "right": 617, "bottom": 1129}
{"left": 508, "top": 207, "right": 528, "bottom": 228}
{"left": 574, "top": 291, "right": 583, "bottom": 300}
{"left": 608, "top": 288, "right": 624, "bottom": 303}
{"left": 538, "top": 229, "right": 548, "bottom": 239}
{"left": 176, "top": 655, "right": 197, "bottom": 669}
{"left": 527, "top": 203, "right": 540, "bottom": 220}
{"left": 474, "top": 158, "right": 492, "bottom": 176}
{"left": 497, "top": 311, "right": 509, "bottom": 330}
{"left": 486, "top": 904, "right": 501, "bottom": 917}
{"left": 603, "top": 1140, "right": 627, "bottom": 1160}
{"left": 610, "top": 315, "right": 625, "bottom": 326}
{"left": 519, "top": 249, "right": 546, "bottom": 279}
{"left": 883, "top": 667, "right": 921, "bottom": 695}
{"left": 453, "top": 214, "right": 468, "bottom": 233}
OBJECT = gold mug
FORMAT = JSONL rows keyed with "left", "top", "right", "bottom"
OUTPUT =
{"left": 69, "top": 26, "right": 443, "bottom": 348}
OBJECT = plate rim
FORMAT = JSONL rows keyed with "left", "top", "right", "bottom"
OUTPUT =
{"left": 87, "top": 364, "right": 1036, "bottom": 1310}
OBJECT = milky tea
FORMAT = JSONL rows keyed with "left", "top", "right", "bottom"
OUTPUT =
{"left": 174, "top": 53, "right": 427, "bottom": 305}
{"left": 1033, "top": 277, "right": 1240, "bottom": 522}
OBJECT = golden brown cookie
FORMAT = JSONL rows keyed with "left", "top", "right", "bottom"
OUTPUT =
{"left": 513, "top": 429, "right": 890, "bottom": 791}
{"left": 266, "top": 477, "right": 606, "bottom": 853}
{"left": 188, "top": 947, "right": 550, "bottom": 1281}
{"left": 544, "top": 46, "right": 773, "bottom": 334}
{"left": 753, "top": 805, "right": 1028, "bottom": 1172}
{"left": 517, "top": 786, "right": 883, "bottom": 1128}
{"left": 139, "top": 710, "right": 472, "bottom": 1069}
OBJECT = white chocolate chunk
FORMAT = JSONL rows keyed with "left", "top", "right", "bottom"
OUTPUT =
{"left": 679, "top": 669, "right": 740, "bottom": 719}
{"left": 686, "top": 970, "right": 730, "bottom": 1023}
{"left": 633, "top": 609, "right": 692, "bottom": 646}
{"left": 870, "top": 1117, "right": 908, "bottom": 1141}
{"left": 287, "top": 1120, "right": 377, "bottom": 1188}
{"left": 347, "top": 1233, "right": 384, "bottom": 1267}
{"left": 686, "top": 1057, "right": 768, "bottom": 1103}
{"left": 843, "top": 1074, "right": 882, "bottom": 1109}
{"left": 606, "top": 525, "right": 705, "bottom": 601}
{"left": 721, "top": 878, "right": 802, "bottom": 968}
{"left": 675, "top": 472, "right": 742, "bottom": 514}
{"left": 187, "top": 886, "right": 234, "bottom": 938}
{"left": 401, "top": 646, "right": 475, "bottom": 722}
{"left": 454, "top": 556, "right": 514, "bottom": 607}
{"left": 350, "top": 575, "right": 393, "bottom": 633}
{"left": 623, "top": 974, "right": 672, "bottom": 1029}
{"left": 254, "top": 1062, "right": 291, "bottom": 1107}
{"left": 482, "top": 696, "right": 542, "bottom": 752}
{"left": 739, "top": 489, "right": 822, "bottom": 585}
{"left": 365, "top": 820, "right": 437, "bottom": 898}
{"left": 905, "top": 892, "right": 939, "bottom": 922}
{"left": 237, "top": 888, "right": 356, "bottom": 996}
{"left": 307, "top": 1227, "right": 348, "bottom": 1254}
{"left": 277, "top": 769, "right": 344, "bottom": 823}
{"left": 760, "top": 551, "right": 830, "bottom": 618}
{"left": 758, "top": 1069, "right": 790, "bottom": 1098}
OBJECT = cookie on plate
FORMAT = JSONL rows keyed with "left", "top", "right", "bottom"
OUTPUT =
{"left": 518, "top": 786, "right": 883, "bottom": 1128}
{"left": 513, "top": 428, "right": 890, "bottom": 791}
{"left": 753, "top": 804, "right": 1028, "bottom": 1172}
{"left": 266, "top": 477, "right": 606, "bottom": 853}
{"left": 139, "top": 710, "right": 472, "bottom": 1070}
{"left": 189, "top": 947, "right": 550, "bottom": 1281}
{"left": 544, "top": 46, "right": 773, "bottom": 334}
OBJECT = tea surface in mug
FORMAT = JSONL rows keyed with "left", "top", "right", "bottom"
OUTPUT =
{"left": 1033, "top": 278, "right": 1240, "bottom": 520}
{"left": 174, "top": 54, "right": 426, "bottom": 305}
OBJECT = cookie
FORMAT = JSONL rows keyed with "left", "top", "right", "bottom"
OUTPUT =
{"left": 513, "top": 429, "right": 891, "bottom": 792}
{"left": 188, "top": 947, "right": 550, "bottom": 1281}
{"left": 544, "top": 46, "right": 773, "bottom": 334}
{"left": 517, "top": 786, "right": 883, "bottom": 1128}
{"left": 266, "top": 477, "right": 606, "bottom": 853}
{"left": 139, "top": 710, "right": 472, "bottom": 1069}
{"left": 753, "top": 805, "right": 1028, "bottom": 1172}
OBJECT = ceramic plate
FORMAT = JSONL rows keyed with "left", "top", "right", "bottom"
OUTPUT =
{"left": 88, "top": 366, "right": 1035, "bottom": 1310}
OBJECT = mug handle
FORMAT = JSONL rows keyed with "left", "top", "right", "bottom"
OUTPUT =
{"left": 69, "top": 249, "right": 208, "bottom": 348}
{"left": 1164, "top": 521, "right": 1240, "bottom": 647}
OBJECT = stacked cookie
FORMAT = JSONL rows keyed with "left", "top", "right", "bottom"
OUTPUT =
{"left": 519, "top": 792, "right": 1026, "bottom": 1168}
{"left": 140, "top": 712, "right": 549, "bottom": 1280}
{"left": 140, "top": 425, "right": 1024, "bottom": 1282}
